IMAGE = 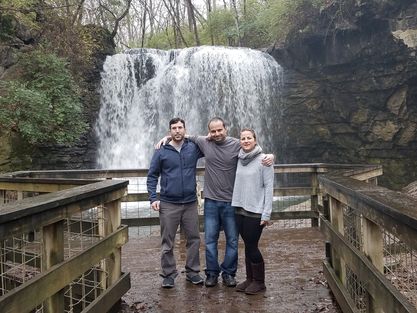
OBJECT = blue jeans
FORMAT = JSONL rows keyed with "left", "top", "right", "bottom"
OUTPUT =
{"left": 204, "top": 198, "right": 238, "bottom": 277}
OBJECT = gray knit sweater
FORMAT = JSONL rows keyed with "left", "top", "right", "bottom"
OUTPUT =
{"left": 231, "top": 152, "right": 274, "bottom": 220}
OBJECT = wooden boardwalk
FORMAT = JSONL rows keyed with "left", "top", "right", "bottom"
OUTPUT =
{"left": 120, "top": 226, "right": 341, "bottom": 313}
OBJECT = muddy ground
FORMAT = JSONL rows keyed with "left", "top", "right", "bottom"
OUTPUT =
{"left": 120, "top": 227, "right": 341, "bottom": 313}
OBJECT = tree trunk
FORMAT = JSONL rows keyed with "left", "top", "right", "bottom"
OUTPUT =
{"left": 162, "top": 0, "right": 188, "bottom": 47}
{"left": 230, "top": 0, "right": 241, "bottom": 46}
{"left": 141, "top": 0, "right": 147, "bottom": 48}
{"left": 185, "top": 0, "right": 200, "bottom": 45}
{"left": 205, "top": 0, "right": 215, "bottom": 45}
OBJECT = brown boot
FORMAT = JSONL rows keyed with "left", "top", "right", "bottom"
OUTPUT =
{"left": 245, "top": 261, "right": 266, "bottom": 295}
{"left": 236, "top": 257, "right": 252, "bottom": 292}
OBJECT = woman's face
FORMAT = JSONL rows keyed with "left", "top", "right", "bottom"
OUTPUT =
{"left": 240, "top": 130, "right": 256, "bottom": 152}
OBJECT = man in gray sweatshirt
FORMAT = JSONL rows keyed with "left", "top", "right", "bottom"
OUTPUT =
{"left": 189, "top": 117, "right": 274, "bottom": 287}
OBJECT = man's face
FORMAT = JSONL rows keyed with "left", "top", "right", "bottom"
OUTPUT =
{"left": 170, "top": 121, "right": 186, "bottom": 142}
{"left": 208, "top": 120, "right": 227, "bottom": 142}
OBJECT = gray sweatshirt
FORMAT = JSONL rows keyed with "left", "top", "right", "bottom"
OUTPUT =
{"left": 190, "top": 136, "right": 240, "bottom": 202}
{"left": 232, "top": 152, "right": 274, "bottom": 220}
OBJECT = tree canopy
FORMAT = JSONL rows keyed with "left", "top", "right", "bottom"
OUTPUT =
{"left": 0, "top": 0, "right": 334, "bottom": 49}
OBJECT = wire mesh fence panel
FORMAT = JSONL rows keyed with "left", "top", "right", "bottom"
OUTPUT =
{"left": 0, "top": 234, "right": 42, "bottom": 297}
{"left": 276, "top": 172, "right": 312, "bottom": 188}
{"left": 272, "top": 172, "right": 314, "bottom": 229}
{"left": 64, "top": 207, "right": 103, "bottom": 258}
{"left": 2, "top": 190, "right": 18, "bottom": 204}
{"left": 346, "top": 265, "right": 369, "bottom": 313}
{"left": 383, "top": 230, "right": 417, "bottom": 306}
{"left": 0, "top": 190, "right": 41, "bottom": 205}
{"left": 273, "top": 196, "right": 312, "bottom": 228}
{"left": 62, "top": 206, "right": 117, "bottom": 312}
{"left": 0, "top": 204, "right": 119, "bottom": 312}
{"left": 343, "top": 206, "right": 363, "bottom": 251}
{"left": 64, "top": 265, "right": 108, "bottom": 313}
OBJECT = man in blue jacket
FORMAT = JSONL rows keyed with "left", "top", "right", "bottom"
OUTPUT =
{"left": 147, "top": 117, "right": 204, "bottom": 288}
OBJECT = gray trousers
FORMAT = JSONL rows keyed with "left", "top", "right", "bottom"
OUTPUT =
{"left": 159, "top": 201, "right": 200, "bottom": 277}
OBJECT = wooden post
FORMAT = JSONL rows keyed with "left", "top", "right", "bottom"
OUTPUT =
{"left": 42, "top": 220, "right": 65, "bottom": 313}
{"left": 366, "top": 177, "right": 378, "bottom": 186}
{"left": 99, "top": 200, "right": 122, "bottom": 289}
{"left": 322, "top": 194, "right": 330, "bottom": 220}
{"left": 0, "top": 240, "right": 4, "bottom": 296}
{"left": 329, "top": 197, "right": 346, "bottom": 285}
{"left": 362, "top": 217, "right": 385, "bottom": 313}
{"left": 311, "top": 172, "right": 319, "bottom": 227}
{"left": 362, "top": 218, "right": 384, "bottom": 272}
{"left": 0, "top": 190, "right": 5, "bottom": 205}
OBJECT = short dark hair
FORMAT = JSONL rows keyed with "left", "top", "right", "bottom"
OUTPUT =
{"left": 208, "top": 117, "right": 226, "bottom": 129}
{"left": 240, "top": 128, "right": 257, "bottom": 140}
{"left": 169, "top": 117, "right": 185, "bottom": 129}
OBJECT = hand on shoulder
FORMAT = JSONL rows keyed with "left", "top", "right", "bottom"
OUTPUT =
{"left": 155, "top": 136, "right": 171, "bottom": 149}
{"left": 261, "top": 154, "right": 275, "bottom": 167}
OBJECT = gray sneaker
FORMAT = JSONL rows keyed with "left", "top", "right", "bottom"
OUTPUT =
{"left": 186, "top": 273, "right": 204, "bottom": 285}
{"left": 162, "top": 276, "right": 175, "bottom": 288}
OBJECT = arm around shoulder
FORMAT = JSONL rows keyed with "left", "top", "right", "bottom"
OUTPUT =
{"left": 261, "top": 164, "right": 274, "bottom": 221}
{"left": 187, "top": 135, "right": 207, "bottom": 144}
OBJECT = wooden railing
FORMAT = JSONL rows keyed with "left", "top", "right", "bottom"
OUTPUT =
{"left": 0, "top": 179, "right": 130, "bottom": 313}
{"left": 1, "top": 163, "right": 394, "bottom": 313}
{"left": 320, "top": 172, "right": 417, "bottom": 312}
{"left": 1, "top": 163, "right": 383, "bottom": 228}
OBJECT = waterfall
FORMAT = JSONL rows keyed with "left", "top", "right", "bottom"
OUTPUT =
{"left": 95, "top": 46, "right": 283, "bottom": 169}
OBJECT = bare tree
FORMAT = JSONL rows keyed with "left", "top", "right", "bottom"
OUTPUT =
{"left": 98, "top": 0, "right": 133, "bottom": 38}
{"left": 185, "top": 0, "right": 200, "bottom": 45}
{"left": 140, "top": 0, "right": 147, "bottom": 47}
{"left": 71, "top": 0, "right": 86, "bottom": 25}
{"left": 161, "top": 0, "right": 188, "bottom": 47}
{"left": 230, "top": 0, "right": 241, "bottom": 46}
{"left": 205, "top": 0, "right": 215, "bottom": 45}
{"left": 39, "top": 0, "right": 209, "bottom": 49}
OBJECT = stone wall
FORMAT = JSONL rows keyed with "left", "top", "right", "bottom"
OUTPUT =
{"left": 268, "top": 0, "right": 417, "bottom": 189}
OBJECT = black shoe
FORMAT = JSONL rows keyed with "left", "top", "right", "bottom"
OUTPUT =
{"left": 222, "top": 273, "right": 237, "bottom": 287}
{"left": 162, "top": 276, "right": 175, "bottom": 288}
{"left": 205, "top": 274, "right": 218, "bottom": 287}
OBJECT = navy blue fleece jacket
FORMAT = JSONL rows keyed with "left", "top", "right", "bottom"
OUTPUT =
{"left": 147, "top": 139, "right": 204, "bottom": 204}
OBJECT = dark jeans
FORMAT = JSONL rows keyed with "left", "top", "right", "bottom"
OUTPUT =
{"left": 235, "top": 213, "right": 265, "bottom": 263}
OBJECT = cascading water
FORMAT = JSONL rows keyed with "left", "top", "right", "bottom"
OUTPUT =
{"left": 95, "top": 46, "right": 283, "bottom": 169}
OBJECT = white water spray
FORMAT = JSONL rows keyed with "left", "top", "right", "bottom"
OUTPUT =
{"left": 95, "top": 46, "right": 282, "bottom": 169}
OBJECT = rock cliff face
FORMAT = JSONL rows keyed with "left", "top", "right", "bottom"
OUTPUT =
{"left": 268, "top": 0, "right": 417, "bottom": 189}
{"left": 0, "top": 23, "right": 114, "bottom": 172}
{"left": 31, "top": 25, "right": 115, "bottom": 170}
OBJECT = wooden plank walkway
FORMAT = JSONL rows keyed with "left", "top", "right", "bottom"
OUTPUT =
{"left": 120, "top": 226, "right": 341, "bottom": 313}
